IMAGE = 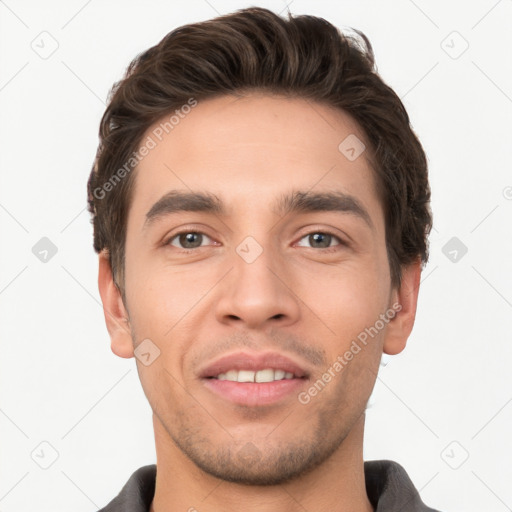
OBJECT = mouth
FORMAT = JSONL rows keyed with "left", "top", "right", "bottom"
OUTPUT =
{"left": 205, "top": 368, "right": 305, "bottom": 383}
{"left": 201, "top": 375, "right": 308, "bottom": 406}
{"left": 198, "top": 351, "right": 310, "bottom": 379}
{"left": 198, "top": 352, "right": 310, "bottom": 406}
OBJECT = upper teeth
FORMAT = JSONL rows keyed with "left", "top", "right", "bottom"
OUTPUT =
{"left": 215, "top": 369, "right": 295, "bottom": 382}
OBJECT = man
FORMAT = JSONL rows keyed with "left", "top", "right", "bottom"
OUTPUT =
{"left": 87, "top": 6, "right": 438, "bottom": 511}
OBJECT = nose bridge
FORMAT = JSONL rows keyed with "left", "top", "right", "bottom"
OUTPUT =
{"left": 233, "top": 233, "right": 281, "bottom": 299}
{"left": 214, "top": 232, "right": 300, "bottom": 328}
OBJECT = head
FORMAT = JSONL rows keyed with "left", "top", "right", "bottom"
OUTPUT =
{"left": 89, "top": 7, "right": 432, "bottom": 485}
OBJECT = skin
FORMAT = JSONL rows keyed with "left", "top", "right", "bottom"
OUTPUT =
{"left": 98, "top": 93, "right": 421, "bottom": 512}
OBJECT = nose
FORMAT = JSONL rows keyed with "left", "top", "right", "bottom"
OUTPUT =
{"left": 214, "top": 240, "right": 301, "bottom": 330}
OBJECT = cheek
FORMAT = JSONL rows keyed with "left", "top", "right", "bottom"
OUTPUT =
{"left": 293, "top": 257, "right": 390, "bottom": 340}
{"left": 124, "top": 246, "right": 210, "bottom": 332}
{"left": 123, "top": 260, "right": 220, "bottom": 382}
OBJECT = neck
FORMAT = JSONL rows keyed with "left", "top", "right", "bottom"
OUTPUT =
{"left": 149, "top": 412, "right": 373, "bottom": 512}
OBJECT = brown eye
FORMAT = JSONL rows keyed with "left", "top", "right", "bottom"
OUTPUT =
{"left": 167, "top": 232, "right": 213, "bottom": 249}
{"left": 296, "top": 231, "right": 344, "bottom": 249}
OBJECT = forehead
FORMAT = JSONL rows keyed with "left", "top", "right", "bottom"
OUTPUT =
{"left": 128, "top": 94, "right": 383, "bottom": 227}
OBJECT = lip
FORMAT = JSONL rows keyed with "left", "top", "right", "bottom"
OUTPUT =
{"left": 198, "top": 351, "right": 310, "bottom": 407}
{"left": 202, "top": 377, "right": 307, "bottom": 406}
{"left": 198, "top": 351, "right": 310, "bottom": 379}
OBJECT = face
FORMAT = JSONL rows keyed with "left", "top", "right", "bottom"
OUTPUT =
{"left": 101, "top": 93, "right": 417, "bottom": 486}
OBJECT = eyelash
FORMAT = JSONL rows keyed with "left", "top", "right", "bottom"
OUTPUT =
{"left": 164, "top": 229, "right": 348, "bottom": 253}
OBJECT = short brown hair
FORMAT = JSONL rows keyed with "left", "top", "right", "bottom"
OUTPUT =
{"left": 87, "top": 6, "right": 432, "bottom": 300}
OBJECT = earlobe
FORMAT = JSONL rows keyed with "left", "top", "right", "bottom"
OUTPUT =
{"left": 97, "top": 251, "right": 134, "bottom": 359}
{"left": 382, "top": 259, "right": 422, "bottom": 356}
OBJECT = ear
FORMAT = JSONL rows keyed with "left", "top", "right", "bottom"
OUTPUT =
{"left": 97, "top": 251, "right": 134, "bottom": 358}
{"left": 383, "top": 258, "right": 422, "bottom": 355}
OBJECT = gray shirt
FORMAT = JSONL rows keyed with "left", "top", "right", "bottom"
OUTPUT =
{"left": 98, "top": 459, "right": 441, "bottom": 511}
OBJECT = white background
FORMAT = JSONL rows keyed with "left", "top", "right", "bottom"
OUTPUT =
{"left": 1, "top": 1, "right": 511, "bottom": 511}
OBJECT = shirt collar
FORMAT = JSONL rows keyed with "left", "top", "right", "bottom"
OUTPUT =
{"left": 98, "top": 460, "right": 439, "bottom": 511}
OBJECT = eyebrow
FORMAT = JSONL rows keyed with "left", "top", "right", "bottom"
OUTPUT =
{"left": 144, "top": 191, "right": 224, "bottom": 230}
{"left": 273, "top": 190, "right": 373, "bottom": 229}
{"left": 143, "top": 189, "right": 373, "bottom": 230}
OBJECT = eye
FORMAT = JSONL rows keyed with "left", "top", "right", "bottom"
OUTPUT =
{"left": 166, "top": 231, "right": 215, "bottom": 250}
{"left": 296, "top": 231, "right": 346, "bottom": 249}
